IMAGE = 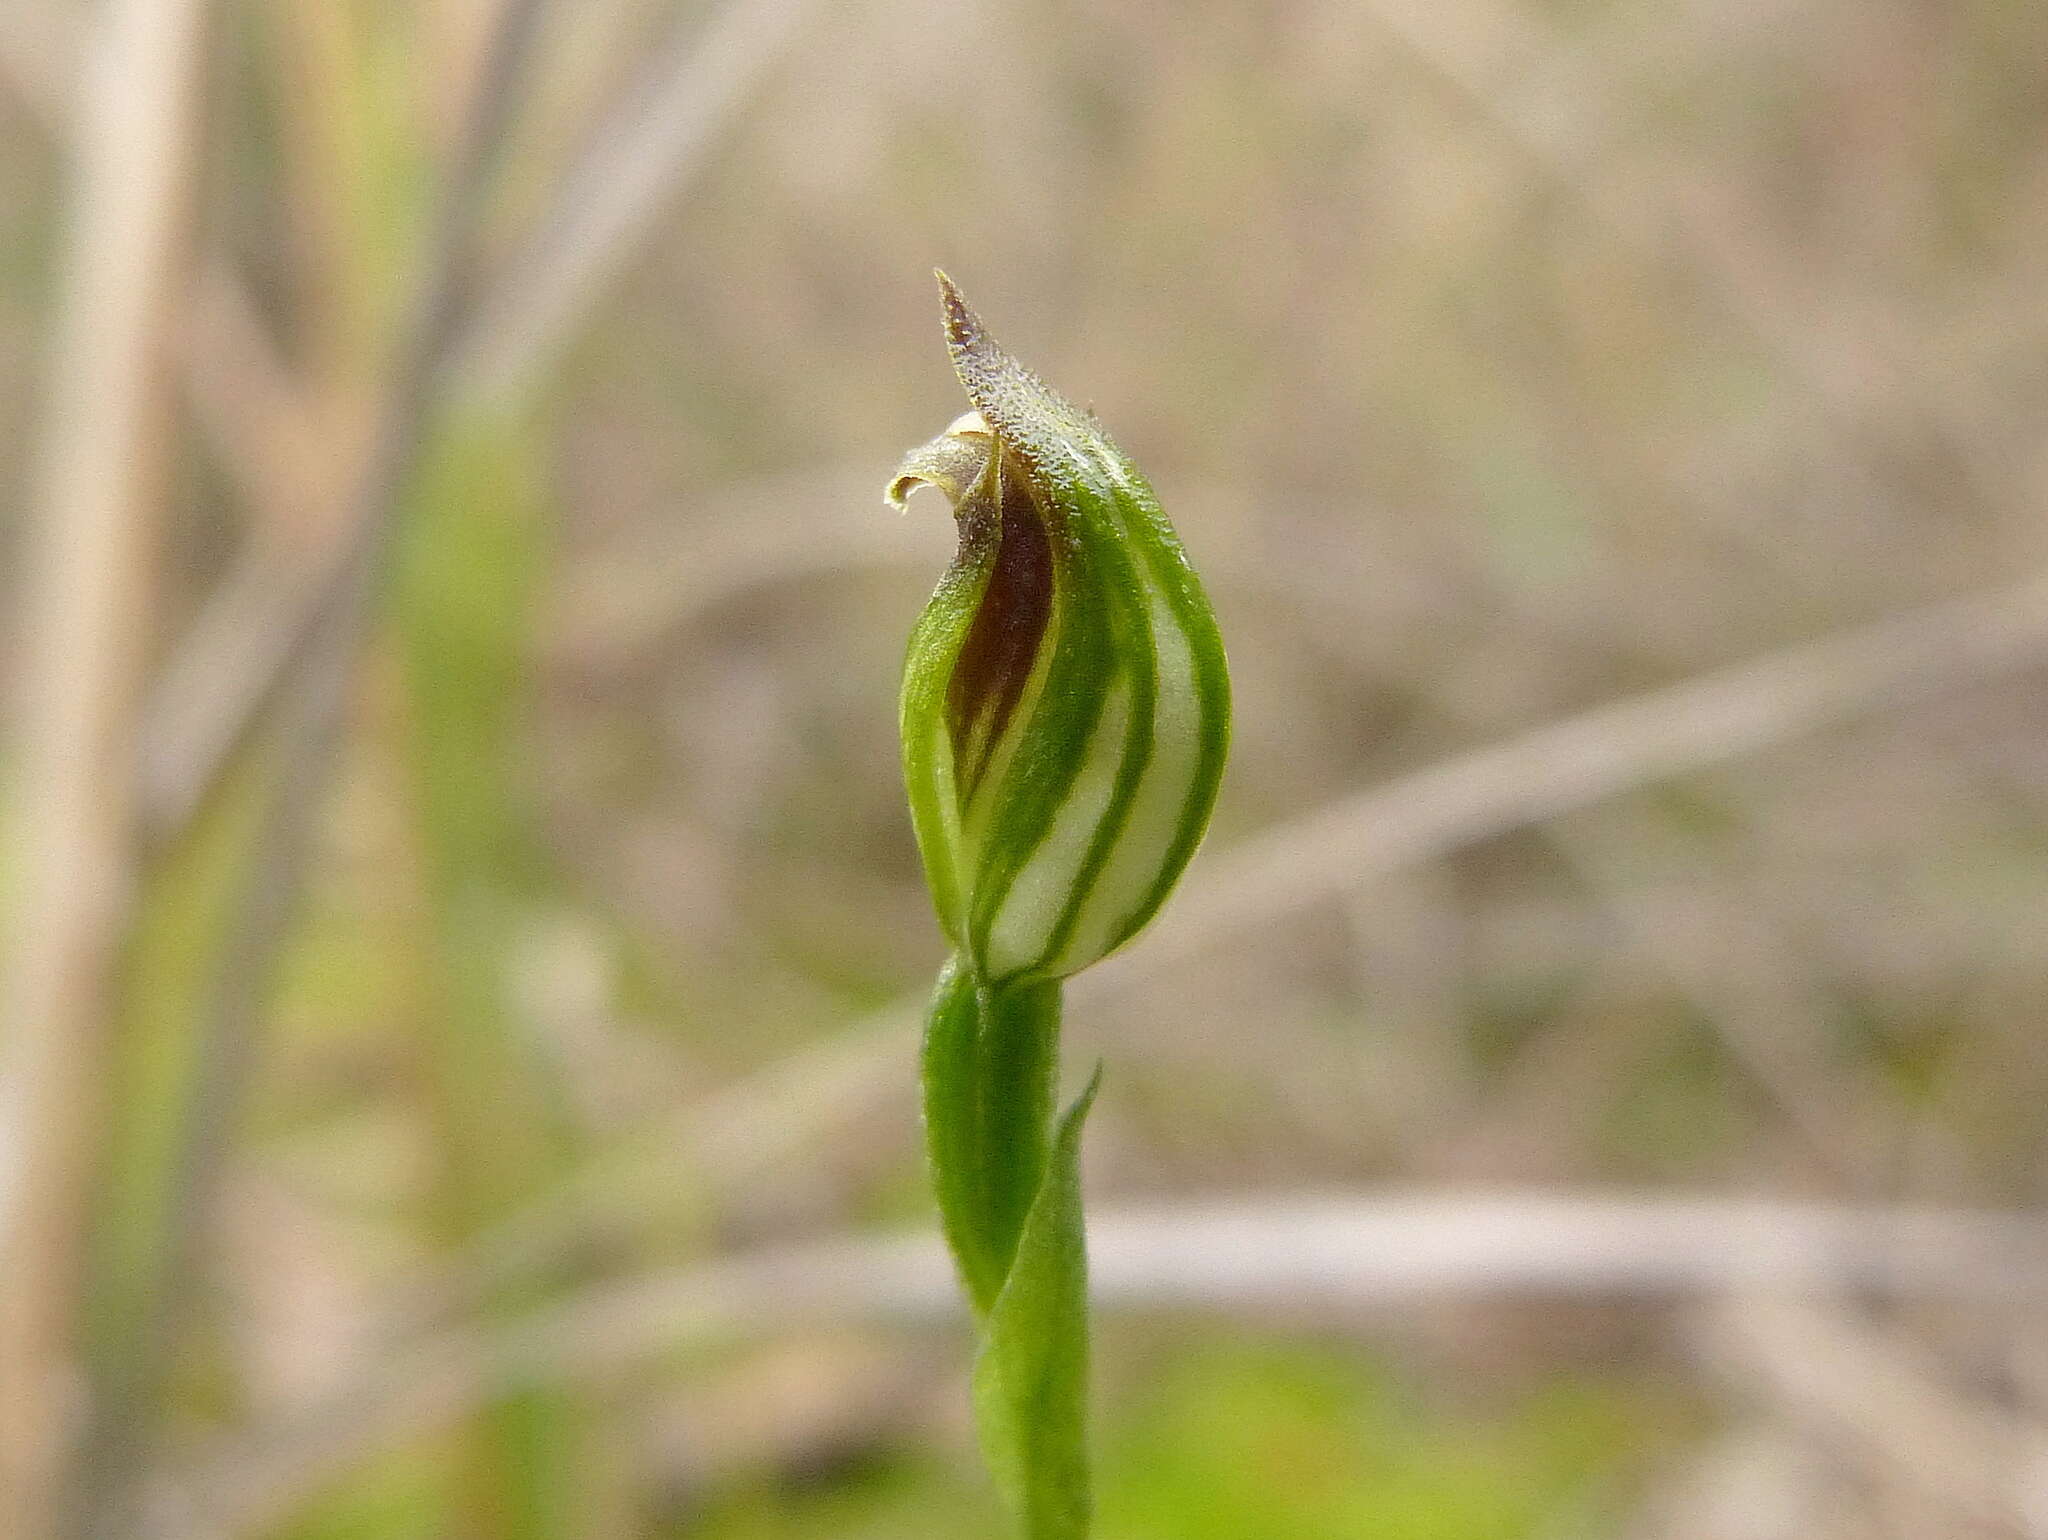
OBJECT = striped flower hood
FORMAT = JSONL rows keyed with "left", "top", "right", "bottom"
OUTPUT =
{"left": 889, "top": 275, "right": 1230, "bottom": 985}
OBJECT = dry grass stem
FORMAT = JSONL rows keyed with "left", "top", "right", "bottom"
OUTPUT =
{"left": 1127, "top": 568, "right": 2048, "bottom": 982}
{"left": 451, "top": 0, "right": 813, "bottom": 398}
{"left": 1356, "top": 0, "right": 2014, "bottom": 521}
{"left": 1696, "top": 1297, "right": 2048, "bottom": 1535}
{"left": 158, "top": 1194, "right": 2048, "bottom": 1539}
{"left": 135, "top": 0, "right": 815, "bottom": 837}
{"left": 0, "top": 0, "right": 212, "bottom": 1529}
{"left": 55, "top": 1, "right": 554, "bottom": 1531}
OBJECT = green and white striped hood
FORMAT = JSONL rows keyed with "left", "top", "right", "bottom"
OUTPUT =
{"left": 889, "top": 275, "right": 1230, "bottom": 985}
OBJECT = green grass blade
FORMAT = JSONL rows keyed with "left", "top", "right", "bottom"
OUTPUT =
{"left": 392, "top": 405, "right": 591, "bottom": 1539}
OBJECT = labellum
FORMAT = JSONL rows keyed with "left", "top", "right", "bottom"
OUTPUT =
{"left": 890, "top": 274, "right": 1230, "bottom": 986}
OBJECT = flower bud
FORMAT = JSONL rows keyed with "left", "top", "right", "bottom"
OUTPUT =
{"left": 890, "top": 274, "right": 1229, "bottom": 984}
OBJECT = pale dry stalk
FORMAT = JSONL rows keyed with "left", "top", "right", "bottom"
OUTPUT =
{"left": 156, "top": 1194, "right": 2048, "bottom": 1539}
{"left": 0, "top": 0, "right": 213, "bottom": 1531}
{"left": 56, "top": 0, "right": 553, "bottom": 1531}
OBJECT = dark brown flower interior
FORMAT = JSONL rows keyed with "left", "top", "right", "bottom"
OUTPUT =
{"left": 948, "top": 449, "right": 1054, "bottom": 799}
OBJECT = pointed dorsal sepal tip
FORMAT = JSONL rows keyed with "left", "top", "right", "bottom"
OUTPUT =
{"left": 934, "top": 268, "right": 993, "bottom": 374}
{"left": 928, "top": 274, "right": 1088, "bottom": 471}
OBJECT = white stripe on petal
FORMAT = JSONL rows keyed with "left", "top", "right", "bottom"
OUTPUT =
{"left": 1053, "top": 594, "right": 1201, "bottom": 975}
{"left": 985, "top": 680, "right": 1131, "bottom": 979}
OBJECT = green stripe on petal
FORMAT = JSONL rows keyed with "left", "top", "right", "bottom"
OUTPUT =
{"left": 987, "top": 676, "right": 1131, "bottom": 978}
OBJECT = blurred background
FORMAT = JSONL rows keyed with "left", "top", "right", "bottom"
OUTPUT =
{"left": 4, "top": 0, "right": 2048, "bottom": 1535}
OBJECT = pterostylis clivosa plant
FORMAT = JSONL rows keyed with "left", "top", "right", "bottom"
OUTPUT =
{"left": 890, "top": 273, "right": 1230, "bottom": 1537}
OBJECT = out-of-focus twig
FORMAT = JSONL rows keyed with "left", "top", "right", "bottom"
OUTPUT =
{"left": 136, "top": 542, "right": 336, "bottom": 836}
{"left": 379, "top": 997, "right": 912, "bottom": 1333}
{"left": 1626, "top": 1423, "right": 1843, "bottom": 1540}
{"left": 138, "top": 266, "right": 349, "bottom": 836}
{"left": 1540, "top": 815, "right": 1935, "bottom": 1186}
{"left": 0, "top": 0, "right": 330, "bottom": 564}
{"left": 1351, "top": 0, "right": 2016, "bottom": 521}
{"left": 137, "top": 0, "right": 813, "bottom": 835}
{"left": 552, "top": 464, "right": 939, "bottom": 663}
{"left": 176, "top": 259, "right": 336, "bottom": 529}
{"left": 450, "top": 0, "right": 812, "bottom": 398}
{"left": 1695, "top": 1295, "right": 2048, "bottom": 1536}
{"left": 58, "top": 1, "right": 554, "bottom": 1533}
{"left": 156, "top": 1193, "right": 2048, "bottom": 1539}
{"left": 0, "top": 0, "right": 212, "bottom": 1531}
{"left": 1122, "top": 567, "right": 2048, "bottom": 982}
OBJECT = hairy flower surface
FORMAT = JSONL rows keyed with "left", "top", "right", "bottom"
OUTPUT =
{"left": 890, "top": 275, "right": 1229, "bottom": 983}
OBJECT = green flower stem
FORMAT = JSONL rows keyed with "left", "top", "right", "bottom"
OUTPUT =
{"left": 971, "top": 1059, "right": 1101, "bottom": 1540}
{"left": 923, "top": 958, "right": 1098, "bottom": 1538}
